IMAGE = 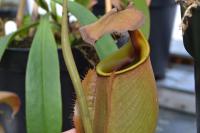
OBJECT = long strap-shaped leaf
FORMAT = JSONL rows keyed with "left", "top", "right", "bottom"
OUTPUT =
{"left": 0, "top": 34, "right": 13, "bottom": 61}
{"left": 55, "top": 0, "right": 118, "bottom": 60}
{"left": 26, "top": 18, "right": 62, "bottom": 133}
{"left": 75, "top": 0, "right": 91, "bottom": 7}
{"left": 0, "top": 22, "right": 38, "bottom": 62}
{"left": 133, "top": 0, "right": 150, "bottom": 38}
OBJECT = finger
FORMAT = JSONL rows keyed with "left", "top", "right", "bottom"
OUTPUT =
{"left": 63, "top": 128, "right": 76, "bottom": 133}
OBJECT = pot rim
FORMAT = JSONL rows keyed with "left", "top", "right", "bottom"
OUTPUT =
{"left": 5, "top": 47, "right": 63, "bottom": 52}
{"left": 6, "top": 48, "right": 29, "bottom": 52}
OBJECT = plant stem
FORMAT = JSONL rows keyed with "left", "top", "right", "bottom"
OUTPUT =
{"left": 51, "top": 0, "right": 58, "bottom": 22}
{"left": 61, "top": 1, "right": 93, "bottom": 133}
{"left": 105, "top": 0, "right": 112, "bottom": 12}
{"left": 16, "top": 0, "right": 26, "bottom": 28}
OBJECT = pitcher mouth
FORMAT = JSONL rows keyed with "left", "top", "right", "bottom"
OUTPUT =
{"left": 96, "top": 30, "right": 150, "bottom": 76}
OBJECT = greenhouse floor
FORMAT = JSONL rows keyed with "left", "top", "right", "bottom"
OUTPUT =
{"left": 157, "top": 108, "right": 196, "bottom": 133}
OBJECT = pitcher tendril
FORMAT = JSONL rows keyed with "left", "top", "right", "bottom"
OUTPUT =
{"left": 61, "top": 0, "right": 93, "bottom": 133}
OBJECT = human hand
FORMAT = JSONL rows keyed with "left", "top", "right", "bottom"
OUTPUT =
{"left": 146, "top": 0, "right": 151, "bottom": 6}
{"left": 63, "top": 129, "right": 76, "bottom": 133}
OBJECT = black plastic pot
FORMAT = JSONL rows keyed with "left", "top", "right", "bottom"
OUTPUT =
{"left": 181, "top": 7, "right": 200, "bottom": 61}
{"left": 0, "top": 9, "right": 17, "bottom": 19}
{"left": 0, "top": 47, "right": 91, "bottom": 133}
{"left": 181, "top": 6, "right": 200, "bottom": 133}
{"left": 149, "top": 2, "right": 176, "bottom": 79}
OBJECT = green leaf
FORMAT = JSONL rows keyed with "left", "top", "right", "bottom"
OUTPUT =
{"left": 35, "top": 0, "right": 49, "bottom": 11}
{"left": 26, "top": 18, "right": 62, "bottom": 133}
{"left": 75, "top": 0, "right": 90, "bottom": 7}
{"left": 51, "top": 0, "right": 59, "bottom": 22}
{"left": 0, "top": 34, "right": 13, "bottom": 61}
{"left": 54, "top": 0, "right": 118, "bottom": 60}
{"left": 134, "top": 0, "right": 150, "bottom": 38}
{"left": 0, "top": 22, "right": 38, "bottom": 62}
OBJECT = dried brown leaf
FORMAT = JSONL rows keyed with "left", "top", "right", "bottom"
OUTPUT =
{"left": 0, "top": 91, "right": 20, "bottom": 117}
{"left": 80, "top": 4, "right": 145, "bottom": 45}
{"left": 111, "top": 0, "right": 124, "bottom": 10}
